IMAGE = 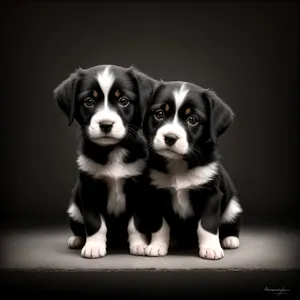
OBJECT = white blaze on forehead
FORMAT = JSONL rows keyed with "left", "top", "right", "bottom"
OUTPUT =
{"left": 172, "top": 83, "right": 189, "bottom": 121}
{"left": 96, "top": 66, "right": 115, "bottom": 109}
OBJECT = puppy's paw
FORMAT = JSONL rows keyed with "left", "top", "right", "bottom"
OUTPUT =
{"left": 129, "top": 243, "right": 148, "bottom": 256}
{"left": 199, "top": 244, "right": 224, "bottom": 260}
{"left": 145, "top": 243, "right": 168, "bottom": 257}
{"left": 68, "top": 236, "right": 85, "bottom": 249}
{"left": 221, "top": 236, "right": 240, "bottom": 249}
{"left": 81, "top": 242, "right": 107, "bottom": 259}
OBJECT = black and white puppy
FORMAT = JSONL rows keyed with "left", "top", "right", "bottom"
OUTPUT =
{"left": 54, "top": 65, "right": 158, "bottom": 258}
{"left": 143, "top": 81, "right": 243, "bottom": 260}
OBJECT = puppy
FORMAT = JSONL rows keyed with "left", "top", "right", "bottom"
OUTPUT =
{"left": 54, "top": 65, "right": 158, "bottom": 258}
{"left": 142, "top": 80, "right": 243, "bottom": 259}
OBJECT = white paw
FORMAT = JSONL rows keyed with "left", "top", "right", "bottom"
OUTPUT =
{"left": 145, "top": 243, "right": 168, "bottom": 257}
{"left": 221, "top": 236, "right": 240, "bottom": 249}
{"left": 81, "top": 241, "right": 107, "bottom": 259}
{"left": 68, "top": 236, "right": 85, "bottom": 249}
{"left": 199, "top": 244, "right": 224, "bottom": 260}
{"left": 130, "top": 243, "right": 148, "bottom": 256}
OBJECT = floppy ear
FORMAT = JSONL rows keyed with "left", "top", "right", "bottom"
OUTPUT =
{"left": 141, "top": 81, "right": 164, "bottom": 138}
{"left": 53, "top": 68, "right": 85, "bottom": 126}
{"left": 128, "top": 66, "right": 159, "bottom": 128}
{"left": 202, "top": 89, "right": 235, "bottom": 144}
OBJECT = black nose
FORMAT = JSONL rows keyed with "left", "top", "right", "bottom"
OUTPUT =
{"left": 164, "top": 134, "right": 178, "bottom": 147}
{"left": 99, "top": 122, "right": 113, "bottom": 133}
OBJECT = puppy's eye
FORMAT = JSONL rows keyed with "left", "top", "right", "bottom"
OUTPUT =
{"left": 187, "top": 115, "right": 199, "bottom": 126}
{"left": 84, "top": 97, "right": 95, "bottom": 108}
{"left": 118, "top": 97, "right": 129, "bottom": 107}
{"left": 154, "top": 109, "right": 164, "bottom": 121}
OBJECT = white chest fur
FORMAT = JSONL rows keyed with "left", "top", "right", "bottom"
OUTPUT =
{"left": 150, "top": 161, "right": 218, "bottom": 219}
{"left": 77, "top": 148, "right": 146, "bottom": 217}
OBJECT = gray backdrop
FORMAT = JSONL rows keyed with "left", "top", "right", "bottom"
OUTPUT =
{"left": 1, "top": 0, "right": 299, "bottom": 229}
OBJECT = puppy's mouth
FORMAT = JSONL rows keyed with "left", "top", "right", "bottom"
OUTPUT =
{"left": 156, "top": 148, "right": 183, "bottom": 160}
{"left": 92, "top": 136, "right": 121, "bottom": 146}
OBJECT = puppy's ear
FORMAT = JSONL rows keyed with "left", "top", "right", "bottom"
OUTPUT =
{"left": 128, "top": 66, "right": 159, "bottom": 128}
{"left": 202, "top": 89, "right": 234, "bottom": 144}
{"left": 141, "top": 82, "right": 164, "bottom": 137}
{"left": 53, "top": 68, "right": 85, "bottom": 126}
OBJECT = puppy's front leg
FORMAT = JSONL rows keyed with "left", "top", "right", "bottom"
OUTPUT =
{"left": 146, "top": 217, "right": 170, "bottom": 257}
{"left": 128, "top": 215, "right": 148, "bottom": 256}
{"left": 77, "top": 173, "right": 108, "bottom": 259}
{"left": 81, "top": 212, "right": 107, "bottom": 259}
{"left": 198, "top": 190, "right": 224, "bottom": 260}
{"left": 145, "top": 187, "right": 170, "bottom": 257}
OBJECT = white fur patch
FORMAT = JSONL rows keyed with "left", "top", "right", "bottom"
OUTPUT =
{"left": 221, "top": 236, "right": 240, "bottom": 249}
{"left": 149, "top": 161, "right": 218, "bottom": 219}
{"left": 81, "top": 215, "right": 107, "bottom": 259}
{"left": 169, "top": 160, "right": 218, "bottom": 190}
{"left": 106, "top": 178, "right": 126, "bottom": 217}
{"left": 197, "top": 220, "right": 224, "bottom": 260}
{"left": 221, "top": 197, "right": 243, "bottom": 223}
{"left": 88, "top": 107, "right": 126, "bottom": 146}
{"left": 172, "top": 83, "right": 189, "bottom": 116}
{"left": 96, "top": 66, "right": 115, "bottom": 110}
{"left": 154, "top": 122, "right": 189, "bottom": 156}
{"left": 146, "top": 218, "right": 170, "bottom": 257}
{"left": 127, "top": 217, "right": 148, "bottom": 256}
{"left": 88, "top": 107, "right": 126, "bottom": 145}
{"left": 77, "top": 148, "right": 146, "bottom": 180}
{"left": 149, "top": 169, "right": 170, "bottom": 189}
{"left": 77, "top": 148, "right": 146, "bottom": 217}
{"left": 67, "top": 202, "right": 83, "bottom": 223}
{"left": 150, "top": 161, "right": 218, "bottom": 190}
{"left": 171, "top": 189, "right": 194, "bottom": 219}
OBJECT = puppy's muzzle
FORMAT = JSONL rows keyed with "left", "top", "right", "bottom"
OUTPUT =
{"left": 164, "top": 134, "right": 178, "bottom": 147}
{"left": 99, "top": 121, "right": 114, "bottom": 134}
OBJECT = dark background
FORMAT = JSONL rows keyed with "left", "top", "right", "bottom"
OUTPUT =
{"left": 1, "top": 0, "right": 299, "bottom": 230}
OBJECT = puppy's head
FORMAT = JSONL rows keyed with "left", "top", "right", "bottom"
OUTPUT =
{"left": 54, "top": 65, "right": 156, "bottom": 146}
{"left": 143, "top": 81, "right": 234, "bottom": 160}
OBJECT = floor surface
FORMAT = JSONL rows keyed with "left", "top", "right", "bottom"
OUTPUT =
{"left": 1, "top": 227, "right": 300, "bottom": 271}
{"left": 1, "top": 227, "right": 300, "bottom": 298}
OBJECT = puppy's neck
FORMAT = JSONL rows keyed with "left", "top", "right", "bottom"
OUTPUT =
{"left": 166, "top": 158, "right": 188, "bottom": 174}
{"left": 149, "top": 141, "right": 219, "bottom": 172}
{"left": 78, "top": 135, "right": 117, "bottom": 165}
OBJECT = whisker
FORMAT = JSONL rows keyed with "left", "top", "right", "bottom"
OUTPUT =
{"left": 187, "top": 151, "right": 196, "bottom": 166}
{"left": 79, "top": 127, "right": 89, "bottom": 139}
{"left": 147, "top": 140, "right": 155, "bottom": 151}
{"left": 190, "top": 147, "right": 204, "bottom": 165}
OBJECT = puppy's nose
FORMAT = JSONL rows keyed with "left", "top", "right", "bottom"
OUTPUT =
{"left": 99, "top": 121, "right": 113, "bottom": 133}
{"left": 164, "top": 134, "right": 178, "bottom": 147}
